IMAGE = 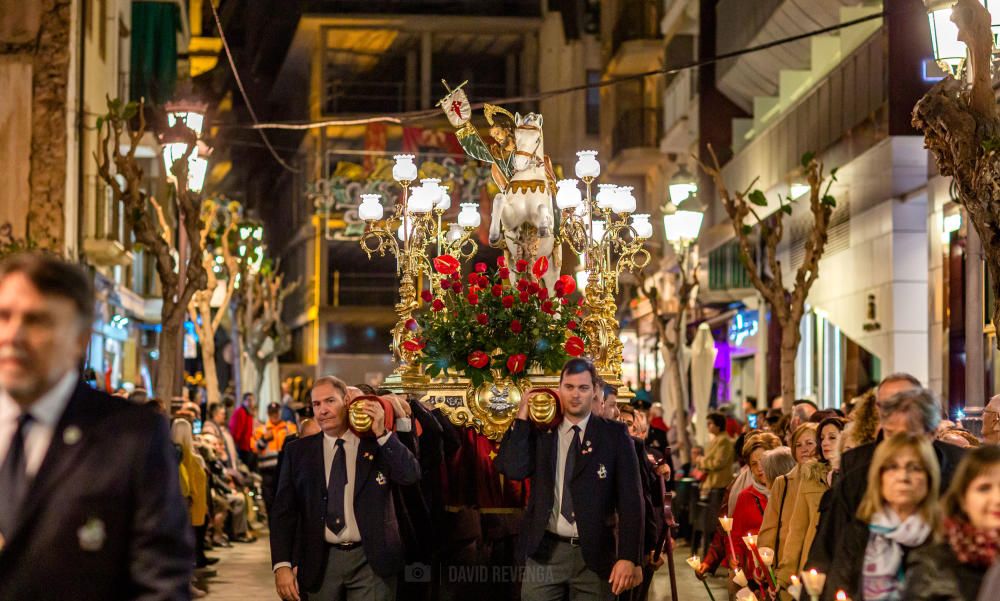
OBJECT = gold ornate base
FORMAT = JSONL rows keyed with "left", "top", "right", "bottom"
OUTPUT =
{"left": 385, "top": 366, "right": 630, "bottom": 441}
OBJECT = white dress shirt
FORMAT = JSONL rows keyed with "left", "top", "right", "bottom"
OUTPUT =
{"left": 0, "top": 371, "right": 78, "bottom": 477}
{"left": 548, "top": 412, "right": 590, "bottom": 537}
{"left": 272, "top": 427, "right": 396, "bottom": 572}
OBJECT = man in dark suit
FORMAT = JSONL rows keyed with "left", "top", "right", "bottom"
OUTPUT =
{"left": 270, "top": 376, "right": 421, "bottom": 601}
{"left": 0, "top": 253, "right": 193, "bottom": 600}
{"left": 807, "top": 381, "right": 966, "bottom": 573}
{"left": 494, "top": 358, "right": 643, "bottom": 600}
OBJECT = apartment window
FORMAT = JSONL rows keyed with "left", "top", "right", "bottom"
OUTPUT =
{"left": 585, "top": 70, "right": 600, "bottom": 135}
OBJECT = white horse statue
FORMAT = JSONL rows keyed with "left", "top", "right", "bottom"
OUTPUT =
{"left": 488, "top": 112, "right": 561, "bottom": 292}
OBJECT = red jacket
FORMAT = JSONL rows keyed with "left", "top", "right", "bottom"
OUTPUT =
{"left": 732, "top": 485, "right": 769, "bottom": 577}
{"left": 229, "top": 405, "right": 255, "bottom": 452}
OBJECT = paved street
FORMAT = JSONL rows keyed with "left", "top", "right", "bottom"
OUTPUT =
{"left": 202, "top": 536, "right": 728, "bottom": 600}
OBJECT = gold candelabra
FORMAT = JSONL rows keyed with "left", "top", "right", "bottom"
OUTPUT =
{"left": 556, "top": 151, "right": 653, "bottom": 379}
{"left": 355, "top": 157, "right": 481, "bottom": 382}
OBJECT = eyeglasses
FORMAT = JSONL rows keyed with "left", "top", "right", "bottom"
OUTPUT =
{"left": 882, "top": 463, "right": 927, "bottom": 476}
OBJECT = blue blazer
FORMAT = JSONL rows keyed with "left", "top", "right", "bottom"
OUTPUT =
{"left": 494, "top": 415, "right": 644, "bottom": 579}
{"left": 269, "top": 430, "right": 421, "bottom": 592}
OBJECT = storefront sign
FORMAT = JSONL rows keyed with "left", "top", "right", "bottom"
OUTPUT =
{"left": 729, "top": 310, "right": 759, "bottom": 347}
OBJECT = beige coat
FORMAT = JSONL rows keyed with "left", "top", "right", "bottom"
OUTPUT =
{"left": 757, "top": 462, "right": 830, "bottom": 600}
{"left": 700, "top": 433, "right": 735, "bottom": 490}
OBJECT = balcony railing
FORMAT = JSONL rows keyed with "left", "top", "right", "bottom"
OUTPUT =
{"left": 612, "top": 108, "right": 662, "bottom": 156}
{"left": 610, "top": 0, "right": 663, "bottom": 53}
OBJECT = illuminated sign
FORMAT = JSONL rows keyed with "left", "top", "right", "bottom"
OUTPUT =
{"left": 729, "top": 311, "right": 759, "bottom": 346}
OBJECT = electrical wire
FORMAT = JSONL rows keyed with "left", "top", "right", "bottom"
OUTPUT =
{"left": 208, "top": 0, "right": 301, "bottom": 172}
{"left": 247, "top": 10, "right": 885, "bottom": 131}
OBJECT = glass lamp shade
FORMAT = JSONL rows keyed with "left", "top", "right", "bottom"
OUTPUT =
{"left": 591, "top": 220, "right": 606, "bottom": 242}
{"left": 392, "top": 154, "right": 418, "bottom": 182}
{"left": 397, "top": 223, "right": 410, "bottom": 242}
{"left": 631, "top": 214, "right": 653, "bottom": 239}
{"left": 613, "top": 186, "right": 637, "bottom": 215}
{"left": 575, "top": 150, "right": 600, "bottom": 179}
{"left": 663, "top": 213, "right": 681, "bottom": 244}
{"left": 407, "top": 186, "right": 433, "bottom": 214}
{"left": 595, "top": 184, "right": 618, "bottom": 210}
{"left": 676, "top": 210, "right": 704, "bottom": 241}
{"left": 457, "top": 203, "right": 481, "bottom": 228}
{"left": 446, "top": 223, "right": 464, "bottom": 243}
{"left": 188, "top": 156, "right": 208, "bottom": 193}
{"left": 435, "top": 185, "right": 452, "bottom": 212}
{"left": 358, "top": 194, "right": 384, "bottom": 221}
{"left": 556, "top": 179, "right": 583, "bottom": 210}
{"left": 669, "top": 164, "right": 698, "bottom": 205}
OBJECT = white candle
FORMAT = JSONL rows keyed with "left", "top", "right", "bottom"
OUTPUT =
{"left": 742, "top": 533, "right": 758, "bottom": 548}
{"left": 758, "top": 546, "right": 775, "bottom": 567}
{"left": 719, "top": 516, "right": 734, "bottom": 532}
{"left": 733, "top": 568, "right": 748, "bottom": 587}
{"left": 801, "top": 569, "right": 826, "bottom": 596}
{"left": 686, "top": 556, "right": 702, "bottom": 570}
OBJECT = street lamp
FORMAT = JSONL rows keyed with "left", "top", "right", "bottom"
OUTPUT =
{"left": 162, "top": 95, "right": 210, "bottom": 192}
{"left": 663, "top": 195, "right": 705, "bottom": 248}
{"left": 924, "top": 0, "right": 1000, "bottom": 77}
{"left": 668, "top": 163, "right": 698, "bottom": 206}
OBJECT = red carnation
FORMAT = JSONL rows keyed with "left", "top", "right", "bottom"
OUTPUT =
{"left": 506, "top": 353, "right": 527, "bottom": 374}
{"left": 450, "top": 272, "right": 461, "bottom": 281}
{"left": 542, "top": 300, "right": 555, "bottom": 314}
{"left": 498, "top": 268, "right": 510, "bottom": 280}
{"left": 475, "top": 262, "right": 487, "bottom": 273}
{"left": 405, "top": 318, "right": 419, "bottom": 331}
{"left": 433, "top": 255, "right": 460, "bottom": 275}
{"left": 532, "top": 256, "right": 549, "bottom": 279}
{"left": 561, "top": 298, "right": 569, "bottom": 305}
{"left": 517, "top": 279, "right": 529, "bottom": 292}
{"left": 519, "top": 291, "right": 530, "bottom": 303}
{"left": 402, "top": 338, "right": 426, "bottom": 352}
{"left": 578, "top": 298, "right": 584, "bottom": 306}
{"left": 511, "top": 319, "right": 522, "bottom": 333}
{"left": 468, "top": 351, "right": 490, "bottom": 369}
{"left": 468, "top": 293, "right": 479, "bottom": 306}
{"left": 491, "top": 284, "right": 503, "bottom": 297}
{"left": 502, "top": 295, "right": 515, "bottom": 309}
{"left": 477, "top": 275, "right": 490, "bottom": 288}
{"left": 515, "top": 259, "right": 528, "bottom": 273}
{"left": 468, "top": 273, "right": 480, "bottom": 284}
{"left": 575, "top": 309, "right": 584, "bottom": 317}
{"left": 497, "top": 256, "right": 507, "bottom": 268}
{"left": 565, "top": 336, "right": 585, "bottom": 357}
{"left": 476, "top": 313, "right": 488, "bottom": 325}
{"left": 567, "top": 320, "right": 578, "bottom": 330}
{"left": 451, "top": 281, "right": 462, "bottom": 293}
{"left": 420, "top": 289, "right": 433, "bottom": 302}
{"left": 432, "top": 299, "right": 445, "bottom": 312}
{"left": 527, "top": 282, "right": 540, "bottom": 295}
{"left": 537, "top": 287, "right": 549, "bottom": 300}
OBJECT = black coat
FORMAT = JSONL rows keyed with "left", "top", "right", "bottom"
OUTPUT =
{"left": 0, "top": 383, "right": 194, "bottom": 601}
{"left": 268, "top": 431, "right": 421, "bottom": 592}
{"left": 904, "top": 541, "right": 989, "bottom": 601}
{"left": 494, "top": 416, "right": 644, "bottom": 578}
{"left": 808, "top": 439, "right": 966, "bottom": 571}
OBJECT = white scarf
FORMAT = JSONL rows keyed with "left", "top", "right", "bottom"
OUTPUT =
{"left": 862, "top": 508, "right": 931, "bottom": 601}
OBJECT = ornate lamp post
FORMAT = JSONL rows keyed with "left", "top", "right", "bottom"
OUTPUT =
{"left": 556, "top": 150, "right": 652, "bottom": 382}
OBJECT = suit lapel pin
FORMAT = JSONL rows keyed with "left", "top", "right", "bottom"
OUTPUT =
{"left": 363, "top": 451, "right": 374, "bottom": 461}
{"left": 597, "top": 464, "right": 607, "bottom": 479}
{"left": 582, "top": 440, "right": 593, "bottom": 455}
{"left": 63, "top": 425, "right": 82, "bottom": 445}
{"left": 375, "top": 471, "right": 386, "bottom": 486}
{"left": 77, "top": 517, "right": 106, "bottom": 552}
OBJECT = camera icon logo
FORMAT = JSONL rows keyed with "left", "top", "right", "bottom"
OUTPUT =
{"left": 404, "top": 562, "right": 432, "bottom": 583}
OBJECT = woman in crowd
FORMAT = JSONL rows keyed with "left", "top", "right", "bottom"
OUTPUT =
{"left": 824, "top": 433, "right": 939, "bottom": 601}
{"left": 757, "top": 423, "right": 819, "bottom": 598}
{"left": 761, "top": 447, "right": 797, "bottom": 489}
{"left": 904, "top": 445, "right": 1000, "bottom": 600}
{"left": 817, "top": 416, "right": 846, "bottom": 485}
{"left": 730, "top": 436, "right": 783, "bottom": 585}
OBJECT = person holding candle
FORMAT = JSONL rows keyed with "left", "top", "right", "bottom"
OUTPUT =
{"left": 903, "top": 445, "right": 1000, "bottom": 601}
{"left": 730, "top": 435, "right": 783, "bottom": 586}
{"left": 823, "top": 433, "right": 939, "bottom": 601}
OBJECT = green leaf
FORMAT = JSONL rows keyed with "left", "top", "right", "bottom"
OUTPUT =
{"left": 741, "top": 224, "right": 753, "bottom": 236}
{"left": 96, "top": 116, "right": 104, "bottom": 131}
{"left": 801, "top": 151, "right": 815, "bottom": 168}
{"left": 748, "top": 190, "right": 768, "bottom": 207}
{"left": 123, "top": 102, "right": 138, "bottom": 120}
{"left": 822, "top": 194, "right": 837, "bottom": 207}
{"left": 780, "top": 204, "right": 792, "bottom": 216}
{"left": 829, "top": 167, "right": 838, "bottom": 179}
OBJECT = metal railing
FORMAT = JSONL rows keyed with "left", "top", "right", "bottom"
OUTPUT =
{"left": 612, "top": 108, "right": 662, "bottom": 156}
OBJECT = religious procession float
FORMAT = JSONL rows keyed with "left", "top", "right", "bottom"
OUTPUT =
{"left": 341, "top": 82, "right": 654, "bottom": 509}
